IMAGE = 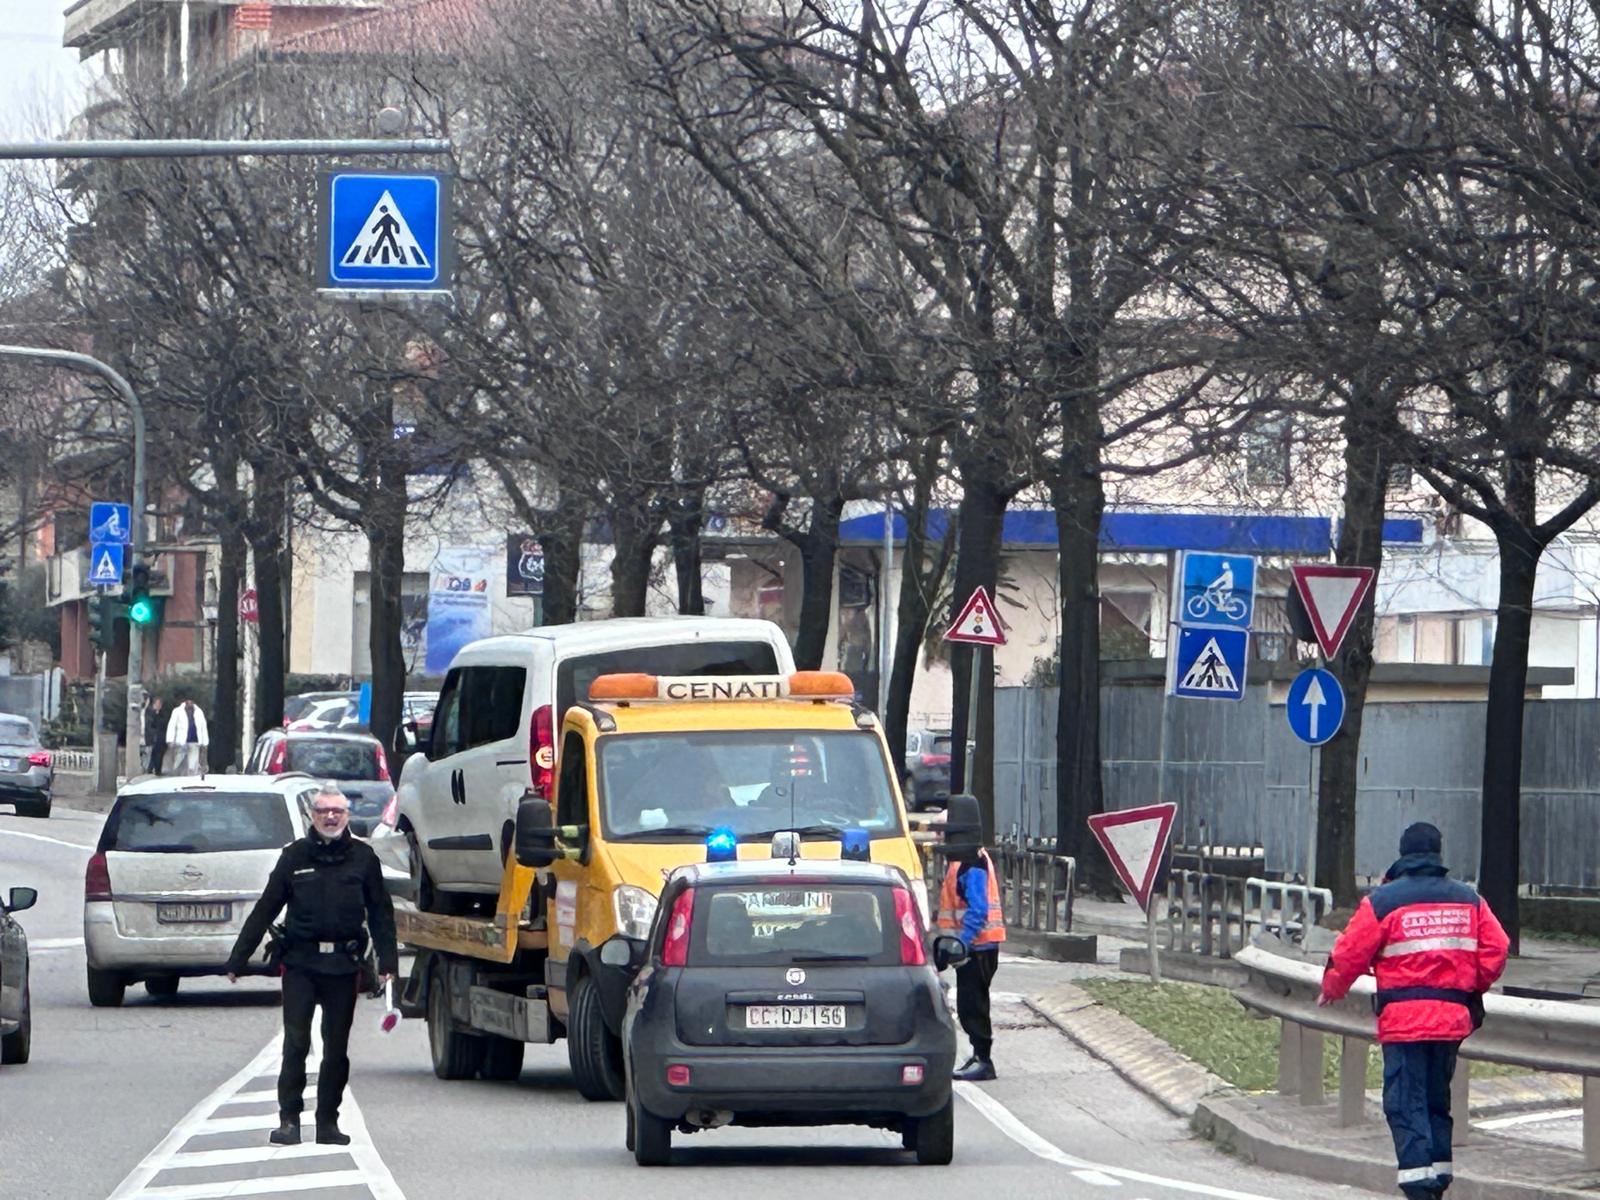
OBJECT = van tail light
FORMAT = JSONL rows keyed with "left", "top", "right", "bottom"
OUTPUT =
{"left": 530, "top": 704, "right": 554, "bottom": 798}
{"left": 894, "top": 887, "right": 926, "bottom": 965}
{"left": 85, "top": 851, "right": 113, "bottom": 902}
{"left": 920, "top": 754, "right": 950, "bottom": 767}
{"left": 374, "top": 743, "right": 390, "bottom": 782}
{"left": 27, "top": 750, "right": 52, "bottom": 767}
{"left": 379, "top": 792, "right": 400, "bottom": 830}
{"left": 266, "top": 741, "right": 287, "bottom": 774}
{"left": 661, "top": 890, "right": 695, "bottom": 966}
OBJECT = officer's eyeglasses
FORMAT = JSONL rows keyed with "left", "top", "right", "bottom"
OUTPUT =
{"left": 313, "top": 805, "right": 349, "bottom": 820}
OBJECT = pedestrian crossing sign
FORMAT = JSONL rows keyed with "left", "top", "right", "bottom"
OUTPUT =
{"left": 1169, "top": 626, "right": 1249, "bottom": 701}
{"left": 320, "top": 171, "right": 451, "bottom": 291}
{"left": 88, "top": 541, "right": 125, "bottom": 589}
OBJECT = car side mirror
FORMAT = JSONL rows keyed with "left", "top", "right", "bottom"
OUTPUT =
{"left": 8, "top": 886, "right": 37, "bottom": 914}
{"left": 514, "top": 795, "right": 559, "bottom": 868}
{"left": 932, "top": 934, "right": 968, "bottom": 971}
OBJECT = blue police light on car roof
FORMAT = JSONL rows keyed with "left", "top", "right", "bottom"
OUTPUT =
{"left": 706, "top": 827, "right": 738, "bottom": 863}
{"left": 841, "top": 828, "right": 871, "bottom": 862}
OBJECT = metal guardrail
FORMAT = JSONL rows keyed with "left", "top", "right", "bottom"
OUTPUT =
{"left": 1162, "top": 871, "right": 1333, "bottom": 959}
{"left": 924, "top": 837, "right": 1076, "bottom": 936}
{"left": 1233, "top": 941, "right": 1600, "bottom": 1170}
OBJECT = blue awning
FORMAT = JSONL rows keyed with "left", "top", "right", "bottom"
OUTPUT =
{"left": 838, "top": 509, "right": 1424, "bottom": 553}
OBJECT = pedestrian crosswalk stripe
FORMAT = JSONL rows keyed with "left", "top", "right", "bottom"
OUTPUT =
{"left": 133, "top": 1170, "right": 369, "bottom": 1199}
{"left": 161, "top": 1143, "right": 350, "bottom": 1169}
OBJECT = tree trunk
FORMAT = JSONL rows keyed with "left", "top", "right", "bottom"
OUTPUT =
{"left": 210, "top": 532, "right": 243, "bottom": 772}
{"left": 886, "top": 461, "right": 953, "bottom": 780}
{"left": 366, "top": 468, "right": 408, "bottom": 757}
{"left": 1479, "top": 525, "right": 1540, "bottom": 955}
{"left": 667, "top": 487, "right": 706, "bottom": 615}
{"left": 1315, "top": 396, "right": 1388, "bottom": 906}
{"left": 788, "top": 496, "right": 844, "bottom": 671}
{"left": 250, "top": 473, "right": 286, "bottom": 736}
{"left": 947, "top": 474, "right": 1008, "bottom": 839}
{"left": 539, "top": 494, "right": 587, "bottom": 626}
{"left": 609, "top": 502, "right": 660, "bottom": 618}
{"left": 1050, "top": 439, "right": 1112, "bottom": 890}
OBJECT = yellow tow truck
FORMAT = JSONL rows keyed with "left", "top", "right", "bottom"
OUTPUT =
{"left": 395, "top": 670, "right": 929, "bottom": 1099}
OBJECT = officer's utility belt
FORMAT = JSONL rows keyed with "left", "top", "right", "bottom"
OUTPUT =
{"left": 289, "top": 937, "right": 364, "bottom": 958}
{"left": 1374, "top": 986, "right": 1485, "bottom": 1029}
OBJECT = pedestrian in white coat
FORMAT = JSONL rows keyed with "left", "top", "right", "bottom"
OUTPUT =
{"left": 166, "top": 696, "right": 209, "bottom": 776}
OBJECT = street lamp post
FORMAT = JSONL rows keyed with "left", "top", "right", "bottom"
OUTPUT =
{"left": 0, "top": 346, "right": 147, "bottom": 782}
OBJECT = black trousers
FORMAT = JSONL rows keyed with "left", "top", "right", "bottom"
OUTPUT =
{"left": 279, "top": 967, "right": 360, "bottom": 1125}
{"left": 1382, "top": 1041, "right": 1459, "bottom": 1198}
{"left": 955, "top": 949, "right": 999, "bottom": 1060}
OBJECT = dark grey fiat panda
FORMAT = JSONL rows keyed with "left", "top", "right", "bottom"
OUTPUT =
{"left": 621, "top": 839, "right": 963, "bottom": 1166}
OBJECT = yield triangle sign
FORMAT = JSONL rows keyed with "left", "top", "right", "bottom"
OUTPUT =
{"left": 1086, "top": 802, "right": 1176, "bottom": 910}
{"left": 339, "top": 190, "right": 431, "bottom": 269}
{"left": 944, "top": 586, "right": 1007, "bottom": 646}
{"left": 1291, "top": 565, "right": 1376, "bottom": 659}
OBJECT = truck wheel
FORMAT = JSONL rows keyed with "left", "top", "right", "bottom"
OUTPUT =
{"left": 631, "top": 1091, "right": 672, "bottom": 1166}
{"left": 479, "top": 1036, "right": 525, "bottom": 1081}
{"left": 1, "top": 975, "right": 30, "bottom": 1063}
{"left": 427, "top": 962, "right": 483, "bottom": 1080}
{"left": 86, "top": 966, "right": 126, "bottom": 1008}
{"left": 567, "top": 974, "right": 624, "bottom": 1101}
{"left": 912, "top": 1100, "right": 954, "bottom": 1165}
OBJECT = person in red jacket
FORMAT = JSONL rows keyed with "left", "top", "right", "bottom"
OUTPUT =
{"left": 1319, "top": 823, "right": 1510, "bottom": 1199}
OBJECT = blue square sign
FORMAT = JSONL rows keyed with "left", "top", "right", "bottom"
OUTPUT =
{"left": 322, "top": 172, "right": 448, "bottom": 290}
{"left": 1170, "top": 626, "right": 1250, "bottom": 701}
{"left": 1177, "top": 551, "right": 1256, "bottom": 630}
{"left": 90, "top": 502, "right": 131, "bottom": 545}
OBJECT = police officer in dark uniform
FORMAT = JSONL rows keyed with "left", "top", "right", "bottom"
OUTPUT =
{"left": 227, "top": 783, "right": 397, "bottom": 1147}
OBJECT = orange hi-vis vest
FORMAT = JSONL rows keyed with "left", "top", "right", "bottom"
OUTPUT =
{"left": 937, "top": 849, "right": 1006, "bottom": 946}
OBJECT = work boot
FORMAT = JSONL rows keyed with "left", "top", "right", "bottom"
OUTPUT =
{"left": 954, "top": 1054, "right": 978, "bottom": 1075}
{"left": 315, "top": 1121, "right": 351, "bottom": 1146}
{"left": 268, "top": 1119, "right": 301, "bottom": 1146}
{"left": 953, "top": 1057, "right": 997, "bottom": 1082}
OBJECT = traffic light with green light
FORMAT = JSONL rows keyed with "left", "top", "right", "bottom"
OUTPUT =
{"left": 124, "top": 564, "right": 160, "bottom": 627}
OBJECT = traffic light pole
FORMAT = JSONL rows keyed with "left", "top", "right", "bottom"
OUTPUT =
{"left": 0, "top": 346, "right": 147, "bottom": 782}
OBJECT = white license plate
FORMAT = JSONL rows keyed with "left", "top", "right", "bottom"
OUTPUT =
{"left": 157, "top": 902, "right": 231, "bottom": 924}
{"left": 744, "top": 1004, "right": 847, "bottom": 1029}
{"left": 0, "top": 757, "right": 16, "bottom": 772}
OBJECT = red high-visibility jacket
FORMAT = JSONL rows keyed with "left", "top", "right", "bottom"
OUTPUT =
{"left": 1321, "top": 858, "right": 1510, "bottom": 1043}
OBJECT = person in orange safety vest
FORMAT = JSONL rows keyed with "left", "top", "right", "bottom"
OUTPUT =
{"left": 937, "top": 795, "right": 1005, "bottom": 1082}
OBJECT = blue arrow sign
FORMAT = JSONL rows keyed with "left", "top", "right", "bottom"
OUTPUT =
{"left": 1286, "top": 667, "right": 1345, "bottom": 745}
{"left": 1178, "top": 551, "right": 1256, "bottom": 631}
{"left": 88, "top": 541, "right": 125, "bottom": 589}
{"left": 90, "top": 502, "right": 131, "bottom": 545}
{"left": 323, "top": 172, "right": 449, "bottom": 290}
{"left": 1170, "top": 626, "right": 1250, "bottom": 701}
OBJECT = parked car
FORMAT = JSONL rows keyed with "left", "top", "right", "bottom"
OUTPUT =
{"left": 283, "top": 691, "right": 353, "bottom": 726}
{"left": 83, "top": 773, "right": 320, "bottom": 1006}
{"left": 246, "top": 730, "right": 394, "bottom": 835}
{"left": 622, "top": 852, "right": 962, "bottom": 1165}
{"left": 397, "top": 617, "right": 797, "bottom": 911}
{"left": 903, "top": 729, "right": 956, "bottom": 812}
{"left": 0, "top": 714, "right": 53, "bottom": 819}
{"left": 0, "top": 880, "right": 35, "bottom": 1065}
{"left": 287, "top": 695, "right": 358, "bottom": 732}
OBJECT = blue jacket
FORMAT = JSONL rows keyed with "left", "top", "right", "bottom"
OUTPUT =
{"left": 958, "top": 862, "right": 993, "bottom": 948}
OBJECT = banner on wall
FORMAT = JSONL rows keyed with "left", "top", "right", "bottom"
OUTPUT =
{"left": 506, "top": 533, "right": 545, "bottom": 596}
{"left": 425, "top": 547, "right": 492, "bottom": 674}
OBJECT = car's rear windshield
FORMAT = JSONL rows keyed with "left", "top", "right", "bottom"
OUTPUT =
{"left": 688, "top": 884, "right": 898, "bottom": 966}
{"left": 285, "top": 740, "right": 377, "bottom": 780}
{"left": 556, "top": 640, "right": 780, "bottom": 717}
{"left": 0, "top": 718, "right": 33, "bottom": 744}
{"left": 101, "top": 792, "right": 294, "bottom": 853}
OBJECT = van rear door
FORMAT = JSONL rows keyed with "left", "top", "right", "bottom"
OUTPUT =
{"left": 555, "top": 641, "right": 784, "bottom": 717}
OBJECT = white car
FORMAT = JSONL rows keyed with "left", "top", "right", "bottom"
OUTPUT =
{"left": 82, "top": 773, "right": 323, "bottom": 1006}
{"left": 396, "top": 617, "right": 796, "bottom": 912}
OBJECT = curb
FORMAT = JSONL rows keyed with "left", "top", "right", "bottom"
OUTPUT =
{"left": 1006, "top": 930, "right": 1098, "bottom": 963}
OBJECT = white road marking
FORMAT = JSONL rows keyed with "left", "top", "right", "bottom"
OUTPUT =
{"left": 956, "top": 1081, "right": 1290, "bottom": 1200}
{"left": 31, "top": 936, "right": 85, "bottom": 951}
{"left": 0, "top": 827, "right": 96, "bottom": 851}
{"left": 1073, "top": 1169, "right": 1124, "bottom": 1185}
{"left": 1476, "top": 1107, "right": 1583, "bottom": 1130}
{"left": 106, "top": 1030, "right": 404, "bottom": 1200}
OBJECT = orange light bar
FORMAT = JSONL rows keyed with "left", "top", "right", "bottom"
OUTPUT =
{"left": 588, "top": 673, "right": 659, "bottom": 702}
{"left": 788, "top": 670, "right": 855, "bottom": 698}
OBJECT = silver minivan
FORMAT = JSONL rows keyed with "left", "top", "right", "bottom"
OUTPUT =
{"left": 83, "top": 774, "right": 319, "bottom": 1006}
{"left": 396, "top": 617, "right": 797, "bottom": 912}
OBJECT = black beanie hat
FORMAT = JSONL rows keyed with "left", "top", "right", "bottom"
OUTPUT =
{"left": 1399, "top": 822, "right": 1442, "bottom": 857}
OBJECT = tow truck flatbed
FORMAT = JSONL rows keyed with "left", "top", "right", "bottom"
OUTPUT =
{"left": 396, "top": 859, "right": 544, "bottom": 964}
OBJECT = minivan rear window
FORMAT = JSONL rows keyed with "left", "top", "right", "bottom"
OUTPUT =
{"left": 101, "top": 793, "right": 294, "bottom": 854}
{"left": 557, "top": 641, "right": 780, "bottom": 716}
{"left": 690, "top": 884, "right": 896, "bottom": 965}
{"left": 285, "top": 740, "right": 378, "bottom": 781}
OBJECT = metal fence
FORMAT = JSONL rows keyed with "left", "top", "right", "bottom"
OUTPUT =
{"left": 995, "top": 684, "right": 1600, "bottom": 892}
{"left": 925, "top": 837, "right": 1076, "bottom": 935}
{"left": 1161, "top": 871, "right": 1334, "bottom": 958}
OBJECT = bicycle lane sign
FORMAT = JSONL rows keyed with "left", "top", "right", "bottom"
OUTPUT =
{"left": 1177, "top": 551, "right": 1256, "bottom": 631}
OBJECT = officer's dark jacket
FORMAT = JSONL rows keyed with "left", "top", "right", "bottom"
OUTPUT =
{"left": 227, "top": 830, "right": 398, "bottom": 977}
